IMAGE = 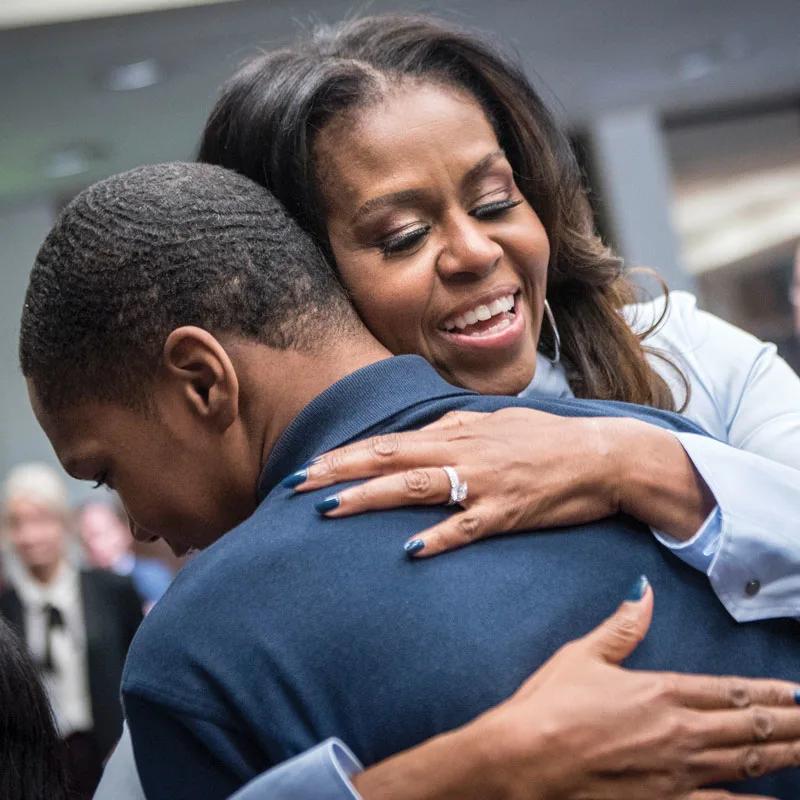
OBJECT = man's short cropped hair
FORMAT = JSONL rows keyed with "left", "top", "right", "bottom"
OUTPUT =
{"left": 20, "top": 162, "right": 359, "bottom": 412}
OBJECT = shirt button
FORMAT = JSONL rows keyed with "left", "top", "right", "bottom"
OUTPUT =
{"left": 745, "top": 580, "right": 761, "bottom": 597}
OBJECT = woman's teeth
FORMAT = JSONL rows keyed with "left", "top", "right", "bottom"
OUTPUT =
{"left": 442, "top": 294, "right": 515, "bottom": 333}
{"left": 471, "top": 318, "right": 512, "bottom": 336}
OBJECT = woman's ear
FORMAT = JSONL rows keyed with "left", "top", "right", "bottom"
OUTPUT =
{"left": 162, "top": 327, "right": 239, "bottom": 430}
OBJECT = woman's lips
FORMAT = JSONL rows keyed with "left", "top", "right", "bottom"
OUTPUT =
{"left": 442, "top": 292, "right": 516, "bottom": 332}
{"left": 438, "top": 299, "right": 526, "bottom": 351}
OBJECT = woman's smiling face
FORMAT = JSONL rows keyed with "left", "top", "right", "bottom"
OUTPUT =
{"left": 317, "top": 82, "right": 550, "bottom": 396}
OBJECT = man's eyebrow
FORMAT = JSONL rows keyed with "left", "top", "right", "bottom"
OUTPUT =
{"left": 352, "top": 188, "right": 428, "bottom": 226}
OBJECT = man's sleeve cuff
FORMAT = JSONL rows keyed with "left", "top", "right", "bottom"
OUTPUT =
{"left": 228, "top": 738, "right": 364, "bottom": 800}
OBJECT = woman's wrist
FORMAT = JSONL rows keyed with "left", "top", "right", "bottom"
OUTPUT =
{"left": 352, "top": 716, "right": 527, "bottom": 800}
{"left": 609, "top": 419, "right": 715, "bottom": 541}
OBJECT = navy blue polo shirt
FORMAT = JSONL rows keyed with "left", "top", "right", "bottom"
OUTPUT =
{"left": 123, "top": 356, "right": 800, "bottom": 800}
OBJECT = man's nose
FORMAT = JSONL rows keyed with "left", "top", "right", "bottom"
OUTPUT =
{"left": 435, "top": 214, "right": 503, "bottom": 281}
{"left": 128, "top": 518, "right": 153, "bottom": 544}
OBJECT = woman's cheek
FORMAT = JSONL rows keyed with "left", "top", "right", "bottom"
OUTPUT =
{"left": 359, "top": 291, "right": 422, "bottom": 355}
{"left": 361, "top": 302, "right": 413, "bottom": 354}
{"left": 339, "top": 250, "right": 436, "bottom": 355}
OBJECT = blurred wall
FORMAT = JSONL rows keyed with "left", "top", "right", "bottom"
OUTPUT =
{"left": 0, "top": 200, "right": 83, "bottom": 490}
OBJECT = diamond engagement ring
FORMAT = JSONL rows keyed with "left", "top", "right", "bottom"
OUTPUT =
{"left": 442, "top": 466, "right": 468, "bottom": 506}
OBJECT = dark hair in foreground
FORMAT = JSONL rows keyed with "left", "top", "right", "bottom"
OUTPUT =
{"left": 0, "top": 616, "right": 69, "bottom": 800}
{"left": 20, "top": 162, "right": 359, "bottom": 412}
{"left": 199, "top": 13, "right": 685, "bottom": 410}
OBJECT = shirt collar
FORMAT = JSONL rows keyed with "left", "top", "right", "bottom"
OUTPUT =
{"left": 12, "top": 559, "right": 78, "bottom": 608}
{"left": 257, "top": 355, "right": 474, "bottom": 500}
{"left": 518, "top": 356, "right": 574, "bottom": 400}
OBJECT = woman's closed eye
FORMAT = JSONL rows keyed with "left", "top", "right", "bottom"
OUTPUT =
{"left": 377, "top": 197, "right": 522, "bottom": 256}
{"left": 379, "top": 224, "right": 431, "bottom": 256}
{"left": 470, "top": 198, "right": 522, "bottom": 221}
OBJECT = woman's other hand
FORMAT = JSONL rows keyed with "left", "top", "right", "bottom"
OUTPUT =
{"left": 287, "top": 408, "right": 715, "bottom": 556}
{"left": 353, "top": 579, "right": 800, "bottom": 800}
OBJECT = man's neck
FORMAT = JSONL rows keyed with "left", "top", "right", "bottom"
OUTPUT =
{"left": 235, "top": 332, "right": 394, "bottom": 472}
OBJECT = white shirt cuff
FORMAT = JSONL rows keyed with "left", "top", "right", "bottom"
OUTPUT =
{"left": 652, "top": 505, "right": 722, "bottom": 574}
{"left": 667, "top": 432, "right": 800, "bottom": 622}
{"left": 228, "top": 738, "right": 364, "bottom": 800}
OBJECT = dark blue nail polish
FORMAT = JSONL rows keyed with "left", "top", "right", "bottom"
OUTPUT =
{"left": 625, "top": 575, "right": 649, "bottom": 602}
{"left": 300, "top": 457, "right": 321, "bottom": 469}
{"left": 281, "top": 469, "right": 307, "bottom": 489}
{"left": 404, "top": 539, "right": 425, "bottom": 557}
{"left": 794, "top": 688, "right": 800, "bottom": 706}
{"left": 315, "top": 495, "right": 340, "bottom": 514}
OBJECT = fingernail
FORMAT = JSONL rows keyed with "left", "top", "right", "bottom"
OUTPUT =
{"left": 301, "top": 457, "right": 321, "bottom": 469}
{"left": 315, "top": 495, "right": 340, "bottom": 514}
{"left": 404, "top": 539, "right": 425, "bottom": 557}
{"left": 281, "top": 469, "right": 307, "bottom": 489}
{"left": 794, "top": 688, "right": 800, "bottom": 706}
{"left": 625, "top": 575, "right": 649, "bottom": 602}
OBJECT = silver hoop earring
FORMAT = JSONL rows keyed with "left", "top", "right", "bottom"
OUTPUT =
{"left": 541, "top": 299, "right": 561, "bottom": 364}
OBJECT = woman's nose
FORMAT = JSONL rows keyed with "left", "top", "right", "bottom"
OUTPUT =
{"left": 435, "top": 215, "right": 503, "bottom": 281}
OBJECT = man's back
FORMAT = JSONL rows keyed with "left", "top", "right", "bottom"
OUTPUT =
{"left": 122, "top": 357, "right": 800, "bottom": 800}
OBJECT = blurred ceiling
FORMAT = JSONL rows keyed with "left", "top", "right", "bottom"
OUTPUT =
{"left": 0, "top": 0, "right": 238, "bottom": 29}
{"left": 0, "top": 0, "right": 798, "bottom": 208}
{"left": 669, "top": 108, "right": 800, "bottom": 274}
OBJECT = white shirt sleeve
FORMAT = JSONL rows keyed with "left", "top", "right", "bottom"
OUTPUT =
{"left": 638, "top": 292, "right": 800, "bottom": 622}
{"left": 229, "top": 740, "right": 364, "bottom": 800}
{"left": 664, "top": 434, "right": 800, "bottom": 622}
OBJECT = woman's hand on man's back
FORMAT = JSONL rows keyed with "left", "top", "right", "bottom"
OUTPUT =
{"left": 354, "top": 580, "right": 800, "bottom": 800}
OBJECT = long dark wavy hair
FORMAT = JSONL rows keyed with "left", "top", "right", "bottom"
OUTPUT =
{"left": 198, "top": 13, "right": 683, "bottom": 409}
{"left": 0, "top": 616, "right": 69, "bottom": 800}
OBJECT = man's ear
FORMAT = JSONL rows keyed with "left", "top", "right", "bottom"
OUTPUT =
{"left": 161, "top": 327, "right": 239, "bottom": 430}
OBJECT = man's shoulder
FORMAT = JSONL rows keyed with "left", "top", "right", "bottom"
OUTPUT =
{"left": 123, "top": 510, "right": 274, "bottom": 653}
{"left": 121, "top": 509, "right": 292, "bottom": 722}
{"left": 121, "top": 565, "right": 210, "bottom": 709}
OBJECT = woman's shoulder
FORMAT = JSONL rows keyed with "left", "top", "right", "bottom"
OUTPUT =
{"left": 623, "top": 290, "right": 787, "bottom": 437}
{"left": 622, "top": 292, "right": 701, "bottom": 378}
{"left": 624, "top": 289, "right": 700, "bottom": 338}
{"left": 623, "top": 290, "right": 769, "bottom": 358}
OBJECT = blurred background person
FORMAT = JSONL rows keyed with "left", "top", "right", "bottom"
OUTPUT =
{"left": 77, "top": 497, "right": 173, "bottom": 613}
{"left": 0, "top": 463, "right": 143, "bottom": 799}
{"left": 0, "top": 614, "right": 70, "bottom": 800}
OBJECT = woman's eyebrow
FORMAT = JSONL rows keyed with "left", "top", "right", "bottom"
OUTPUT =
{"left": 351, "top": 150, "right": 507, "bottom": 225}
{"left": 462, "top": 150, "right": 507, "bottom": 191}
{"left": 352, "top": 188, "right": 429, "bottom": 225}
